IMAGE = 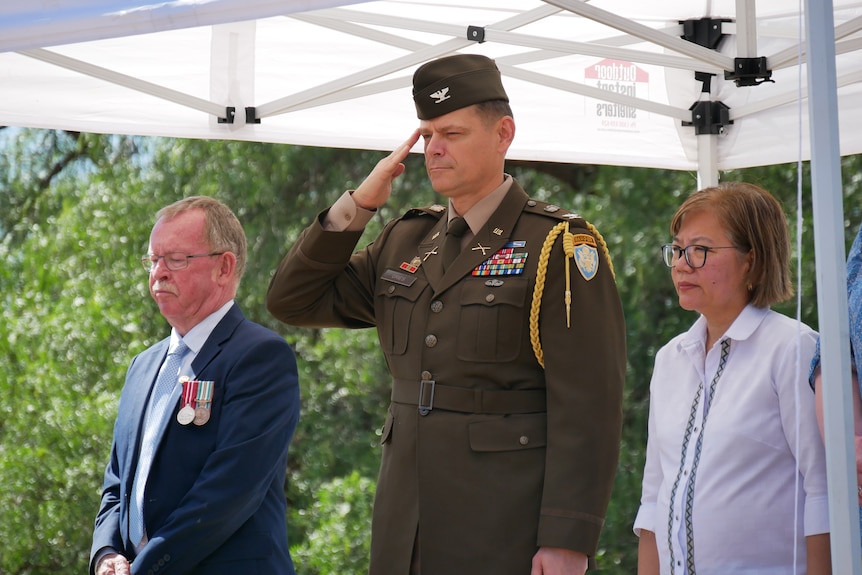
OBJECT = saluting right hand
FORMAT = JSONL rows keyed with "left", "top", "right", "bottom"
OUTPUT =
{"left": 352, "top": 130, "right": 420, "bottom": 210}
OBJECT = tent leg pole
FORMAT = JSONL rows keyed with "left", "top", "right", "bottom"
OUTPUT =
{"left": 696, "top": 133, "right": 719, "bottom": 188}
{"left": 806, "top": 0, "right": 861, "bottom": 572}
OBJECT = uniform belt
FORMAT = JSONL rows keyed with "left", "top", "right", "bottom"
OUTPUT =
{"left": 392, "top": 378, "right": 546, "bottom": 416}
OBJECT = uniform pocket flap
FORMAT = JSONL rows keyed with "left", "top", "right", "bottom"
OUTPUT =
{"left": 459, "top": 277, "right": 527, "bottom": 307}
{"left": 468, "top": 413, "right": 547, "bottom": 452}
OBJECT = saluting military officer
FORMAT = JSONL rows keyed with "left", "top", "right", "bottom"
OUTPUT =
{"left": 266, "top": 53, "right": 626, "bottom": 575}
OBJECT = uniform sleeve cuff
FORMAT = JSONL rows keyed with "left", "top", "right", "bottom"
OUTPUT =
{"left": 322, "top": 191, "right": 376, "bottom": 232}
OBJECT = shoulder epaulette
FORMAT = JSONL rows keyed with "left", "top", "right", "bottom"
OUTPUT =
{"left": 528, "top": 198, "right": 616, "bottom": 369}
{"left": 523, "top": 198, "right": 583, "bottom": 223}
{"left": 403, "top": 204, "right": 446, "bottom": 219}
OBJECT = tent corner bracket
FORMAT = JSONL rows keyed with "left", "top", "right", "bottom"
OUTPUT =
{"left": 680, "top": 17, "right": 732, "bottom": 50}
{"left": 683, "top": 100, "right": 732, "bottom": 135}
{"left": 218, "top": 107, "right": 236, "bottom": 124}
{"left": 724, "top": 57, "right": 773, "bottom": 87}
{"left": 217, "top": 107, "right": 260, "bottom": 125}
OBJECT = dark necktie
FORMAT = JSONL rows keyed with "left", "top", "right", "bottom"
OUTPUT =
{"left": 441, "top": 216, "right": 469, "bottom": 271}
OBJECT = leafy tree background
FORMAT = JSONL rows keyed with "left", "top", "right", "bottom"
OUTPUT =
{"left": 1, "top": 126, "right": 860, "bottom": 573}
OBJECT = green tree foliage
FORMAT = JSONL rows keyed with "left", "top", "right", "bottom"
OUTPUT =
{"left": 0, "top": 130, "right": 164, "bottom": 572}
{"left": 291, "top": 471, "right": 376, "bottom": 574}
{"left": 1, "top": 125, "right": 861, "bottom": 574}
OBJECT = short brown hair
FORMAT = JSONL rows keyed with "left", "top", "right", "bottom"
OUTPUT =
{"left": 670, "top": 182, "right": 793, "bottom": 307}
{"left": 474, "top": 100, "right": 513, "bottom": 126}
{"left": 156, "top": 196, "right": 247, "bottom": 281}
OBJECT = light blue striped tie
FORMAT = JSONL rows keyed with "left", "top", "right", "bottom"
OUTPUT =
{"left": 128, "top": 340, "right": 189, "bottom": 547}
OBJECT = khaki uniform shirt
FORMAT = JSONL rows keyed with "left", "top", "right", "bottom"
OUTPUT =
{"left": 266, "top": 180, "right": 626, "bottom": 575}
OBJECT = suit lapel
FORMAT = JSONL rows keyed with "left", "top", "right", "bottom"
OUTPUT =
{"left": 190, "top": 303, "right": 244, "bottom": 379}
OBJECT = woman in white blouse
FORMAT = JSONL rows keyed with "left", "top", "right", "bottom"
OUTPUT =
{"left": 634, "top": 182, "right": 831, "bottom": 575}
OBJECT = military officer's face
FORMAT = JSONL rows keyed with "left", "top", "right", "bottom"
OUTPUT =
{"left": 670, "top": 209, "right": 753, "bottom": 325}
{"left": 419, "top": 105, "right": 513, "bottom": 203}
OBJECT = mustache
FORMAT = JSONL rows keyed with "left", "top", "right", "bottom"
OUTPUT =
{"left": 151, "top": 282, "right": 177, "bottom": 295}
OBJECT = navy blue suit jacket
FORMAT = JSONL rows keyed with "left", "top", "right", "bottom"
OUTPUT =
{"left": 90, "top": 304, "right": 300, "bottom": 575}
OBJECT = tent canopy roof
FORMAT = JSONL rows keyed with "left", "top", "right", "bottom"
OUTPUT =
{"left": 2, "top": 1, "right": 861, "bottom": 170}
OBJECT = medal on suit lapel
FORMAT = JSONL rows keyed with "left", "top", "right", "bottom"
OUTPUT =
{"left": 193, "top": 380, "right": 214, "bottom": 426}
{"left": 177, "top": 376, "right": 196, "bottom": 425}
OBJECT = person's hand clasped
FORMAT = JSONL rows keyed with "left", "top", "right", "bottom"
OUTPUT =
{"left": 352, "top": 130, "right": 420, "bottom": 210}
{"left": 530, "top": 546, "right": 588, "bottom": 575}
{"left": 96, "top": 553, "right": 131, "bottom": 575}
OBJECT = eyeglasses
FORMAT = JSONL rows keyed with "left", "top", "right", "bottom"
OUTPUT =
{"left": 661, "top": 244, "right": 739, "bottom": 269}
{"left": 141, "top": 252, "right": 224, "bottom": 272}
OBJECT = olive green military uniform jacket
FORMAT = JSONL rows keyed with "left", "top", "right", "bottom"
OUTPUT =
{"left": 266, "top": 181, "right": 625, "bottom": 575}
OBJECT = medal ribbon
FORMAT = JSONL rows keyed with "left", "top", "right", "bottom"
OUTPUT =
{"left": 180, "top": 379, "right": 198, "bottom": 410}
{"left": 195, "top": 380, "right": 213, "bottom": 408}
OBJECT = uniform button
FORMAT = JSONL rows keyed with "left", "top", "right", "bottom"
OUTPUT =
{"left": 430, "top": 300, "right": 443, "bottom": 313}
{"left": 387, "top": 285, "right": 395, "bottom": 294}
{"left": 519, "top": 435, "right": 529, "bottom": 445}
{"left": 485, "top": 294, "right": 495, "bottom": 303}
{"left": 421, "top": 371, "right": 432, "bottom": 379}
{"left": 424, "top": 335, "right": 438, "bottom": 348}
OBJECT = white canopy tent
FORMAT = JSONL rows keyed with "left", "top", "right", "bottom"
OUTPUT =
{"left": 2, "top": 1, "right": 861, "bottom": 180}
{"left": 1, "top": 0, "right": 860, "bottom": 570}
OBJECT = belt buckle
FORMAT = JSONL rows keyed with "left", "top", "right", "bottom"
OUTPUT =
{"left": 418, "top": 379, "right": 435, "bottom": 416}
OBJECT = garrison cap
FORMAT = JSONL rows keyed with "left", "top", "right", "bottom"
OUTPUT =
{"left": 412, "top": 54, "right": 509, "bottom": 120}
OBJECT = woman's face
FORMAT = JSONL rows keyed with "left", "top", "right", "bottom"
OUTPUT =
{"left": 670, "top": 209, "right": 752, "bottom": 324}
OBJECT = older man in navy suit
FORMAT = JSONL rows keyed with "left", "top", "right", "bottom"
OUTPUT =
{"left": 90, "top": 196, "right": 300, "bottom": 575}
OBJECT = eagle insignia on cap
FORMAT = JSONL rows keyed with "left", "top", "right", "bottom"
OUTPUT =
{"left": 430, "top": 87, "right": 451, "bottom": 103}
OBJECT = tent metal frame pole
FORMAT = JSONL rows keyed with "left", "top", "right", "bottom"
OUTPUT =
{"left": 696, "top": 134, "right": 719, "bottom": 189}
{"left": 544, "top": 0, "right": 734, "bottom": 71}
{"left": 280, "top": 7, "right": 694, "bottom": 121}
{"left": 806, "top": 0, "right": 861, "bottom": 572}
{"left": 734, "top": 0, "right": 757, "bottom": 57}
{"left": 771, "top": 16, "right": 862, "bottom": 69}
{"left": 257, "top": 5, "right": 556, "bottom": 118}
{"left": 17, "top": 48, "right": 225, "bottom": 118}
